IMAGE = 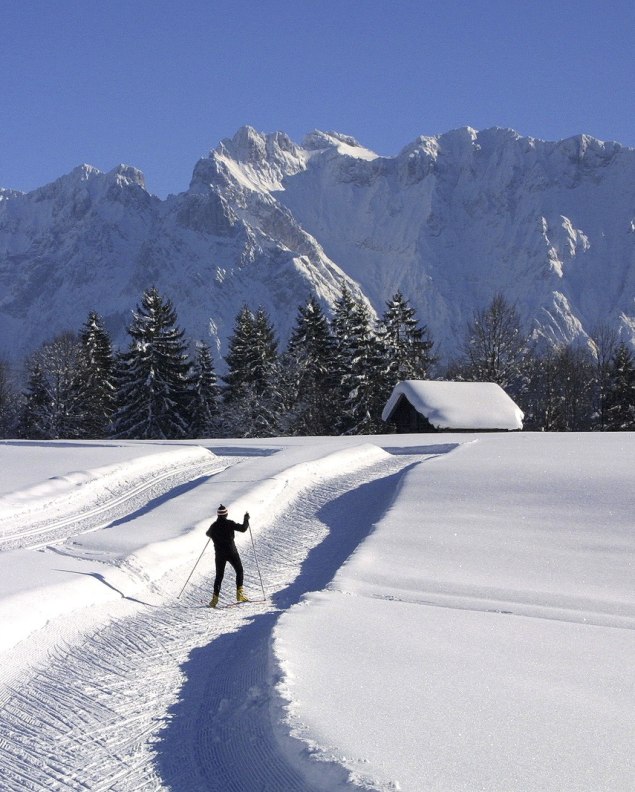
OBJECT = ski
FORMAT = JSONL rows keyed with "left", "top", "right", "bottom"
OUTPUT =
{"left": 207, "top": 598, "right": 267, "bottom": 610}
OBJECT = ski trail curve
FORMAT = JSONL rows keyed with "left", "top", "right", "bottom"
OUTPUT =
{"left": 0, "top": 450, "right": 433, "bottom": 791}
{"left": 155, "top": 462, "right": 421, "bottom": 792}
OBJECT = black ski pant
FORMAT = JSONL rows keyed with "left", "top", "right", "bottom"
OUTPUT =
{"left": 213, "top": 547, "right": 244, "bottom": 595}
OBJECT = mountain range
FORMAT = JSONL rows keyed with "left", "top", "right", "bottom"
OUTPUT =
{"left": 1, "top": 125, "right": 634, "bottom": 365}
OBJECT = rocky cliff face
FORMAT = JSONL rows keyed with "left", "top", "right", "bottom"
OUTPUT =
{"left": 1, "top": 125, "right": 633, "bottom": 363}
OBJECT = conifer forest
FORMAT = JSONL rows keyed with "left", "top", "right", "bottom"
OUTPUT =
{"left": 1, "top": 287, "right": 633, "bottom": 440}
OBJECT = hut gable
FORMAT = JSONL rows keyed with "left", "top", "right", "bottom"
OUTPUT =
{"left": 382, "top": 380, "right": 524, "bottom": 432}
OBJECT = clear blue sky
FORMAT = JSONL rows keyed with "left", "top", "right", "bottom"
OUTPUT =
{"left": 2, "top": 0, "right": 634, "bottom": 197}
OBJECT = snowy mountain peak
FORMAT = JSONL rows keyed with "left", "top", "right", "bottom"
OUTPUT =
{"left": 302, "top": 130, "right": 379, "bottom": 160}
{"left": 398, "top": 134, "right": 440, "bottom": 159}
{"left": 0, "top": 187, "right": 24, "bottom": 201}
{"left": 72, "top": 163, "right": 102, "bottom": 181}
{"left": 25, "top": 163, "right": 149, "bottom": 205}
{"left": 397, "top": 127, "right": 524, "bottom": 164}
{"left": 219, "top": 125, "right": 270, "bottom": 163}
{"left": 107, "top": 164, "right": 147, "bottom": 190}
{"left": 193, "top": 126, "right": 308, "bottom": 193}
{"left": 1, "top": 125, "right": 634, "bottom": 362}
{"left": 218, "top": 125, "right": 299, "bottom": 164}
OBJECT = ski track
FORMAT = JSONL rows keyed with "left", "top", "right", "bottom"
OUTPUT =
{"left": 0, "top": 456, "right": 238, "bottom": 552}
{"left": 0, "top": 452, "right": 423, "bottom": 791}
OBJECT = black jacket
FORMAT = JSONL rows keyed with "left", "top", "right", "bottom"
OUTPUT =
{"left": 206, "top": 514, "right": 249, "bottom": 553}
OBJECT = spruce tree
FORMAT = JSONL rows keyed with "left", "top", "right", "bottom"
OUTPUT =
{"left": 222, "top": 305, "right": 257, "bottom": 405}
{"left": 19, "top": 360, "right": 50, "bottom": 439}
{"left": 348, "top": 302, "right": 387, "bottom": 433}
{"left": 222, "top": 305, "right": 281, "bottom": 437}
{"left": 114, "top": 287, "right": 193, "bottom": 439}
{"left": 332, "top": 288, "right": 385, "bottom": 434}
{"left": 331, "top": 286, "right": 362, "bottom": 432}
{"left": 604, "top": 343, "right": 635, "bottom": 430}
{"left": 252, "top": 306, "right": 279, "bottom": 396}
{"left": 75, "top": 312, "right": 117, "bottom": 438}
{"left": 378, "top": 290, "right": 435, "bottom": 391}
{"left": 286, "top": 295, "right": 337, "bottom": 435}
{"left": 0, "top": 360, "right": 19, "bottom": 438}
{"left": 190, "top": 341, "right": 221, "bottom": 437}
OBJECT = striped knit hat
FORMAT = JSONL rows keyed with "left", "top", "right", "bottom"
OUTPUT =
{"left": 217, "top": 504, "right": 228, "bottom": 518}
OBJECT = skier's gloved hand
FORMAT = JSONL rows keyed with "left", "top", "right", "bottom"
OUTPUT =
{"left": 244, "top": 512, "right": 250, "bottom": 521}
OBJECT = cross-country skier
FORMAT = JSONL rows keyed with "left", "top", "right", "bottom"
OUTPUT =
{"left": 206, "top": 504, "right": 250, "bottom": 608}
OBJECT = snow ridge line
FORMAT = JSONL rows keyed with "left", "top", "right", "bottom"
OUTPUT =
{"left": 1, "top": 446, "right": 212, "bottom": 514}
{"left": 359, "top": 589, "right": 635, "bottom": 631}
{"left": 0, "top": 447, "right": 230, "bottom": 551}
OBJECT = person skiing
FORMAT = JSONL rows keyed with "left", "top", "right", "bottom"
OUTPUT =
{"left": 206, "top": 504, "right": 250, "bottom": 608}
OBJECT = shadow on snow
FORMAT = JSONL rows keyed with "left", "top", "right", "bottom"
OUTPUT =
{"left": 153, "top": 463, "right": 418, "bottom": 792}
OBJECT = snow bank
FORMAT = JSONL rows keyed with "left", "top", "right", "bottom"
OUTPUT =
{"left": 0, "top": 445, "right": 217, "bottom": 528}
{"left": 0, "top": 440, "right": 173, "bottom": 497}
{"left": 272, "top": 433, "right": 635, "bottom": 791}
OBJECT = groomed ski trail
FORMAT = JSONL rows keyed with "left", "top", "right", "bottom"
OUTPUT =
{"left": 0, "top": 449, "right": 431, "bottom": 791}
{"left": 0, "top": 447, "right": 238, "bottom": 552}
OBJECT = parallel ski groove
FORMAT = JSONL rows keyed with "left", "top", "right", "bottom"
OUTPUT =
{"left": 1, "top": 456, "right": 245, "bottom": 552}
{"left": 0, "top": 453, "right": 418, "bottom": 791}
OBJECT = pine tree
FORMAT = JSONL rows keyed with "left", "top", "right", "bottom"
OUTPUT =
{"left": 19, "top": 360, "right": 50, "bottom": 439}
{"left": 190, "top": 341, "right": 221, "bottom": 437}
{"left": 114, "top": 287, "right": 193, "bottom": 439}
{"left": 378, "top": 291, "right": 435, "bottom": 391}
{"left": 222, "top": 305, "right": 257, "bottom": 405}
{"left": 604, "top": 343, "right": 635, "bottom": 430}
{"left": 286, "top": 295, "right": 337, "bottom": 435}
{"left": 0, "top": 359, "right": 19, "bottom": 438}
{"left": 222, "top": 305, "right": 281, "bottom": 437}
{"left": 75, "top": 312, "right": 117, "bottom": 438}
{"left": 332, "top": 288, "right": 385, "bottom": 434}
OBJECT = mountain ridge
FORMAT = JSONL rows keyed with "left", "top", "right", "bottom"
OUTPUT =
{"left": 1, "top": 126, "right": 633, "bottom": 364}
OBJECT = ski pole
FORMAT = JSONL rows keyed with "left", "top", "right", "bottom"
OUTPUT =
{"left": 177, "top": 538, "right": 211, "bottom": 599}
{"left": 248, "top": 522, "right": 266, "bottom": 601}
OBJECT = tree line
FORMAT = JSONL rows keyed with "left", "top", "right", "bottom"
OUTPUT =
{"left": 0, "top": 287, "right": 633, "bottom": 440}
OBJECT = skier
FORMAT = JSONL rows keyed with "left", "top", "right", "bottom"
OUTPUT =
{"left": 206, "top": 504, "right": 250, "bottom": 608}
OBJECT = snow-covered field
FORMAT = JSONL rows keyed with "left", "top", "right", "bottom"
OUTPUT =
{"left": 0, "top": 433, "right": 633, "bottom": 791}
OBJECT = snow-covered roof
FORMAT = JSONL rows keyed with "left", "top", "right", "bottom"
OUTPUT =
{"left": 382, "top": 380, "right": 524, "bottom": 431}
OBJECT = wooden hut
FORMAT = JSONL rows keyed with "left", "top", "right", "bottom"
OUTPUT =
{"left": 382, "top": 380, "right": 524, "bottom": 433}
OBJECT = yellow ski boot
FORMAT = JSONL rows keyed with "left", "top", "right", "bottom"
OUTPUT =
{"left": 209, "top": 594, "right": 219, "bottom": 609}
{"left": 236, "top": 586, "right": 249, "bottom": 603}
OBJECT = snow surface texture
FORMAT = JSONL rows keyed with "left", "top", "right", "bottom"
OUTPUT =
{"left": 1, "top": 126, "right": 634, "bottom": 362}
{"left": 273, "top": 434, "right": 635, "bottom": 791}
{"left": 0, "top": 433, "right": 633, "bottom": 791}
{"left": 381, "top": 380, "right": 524, "bottom": 430}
